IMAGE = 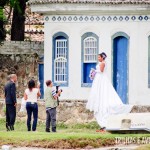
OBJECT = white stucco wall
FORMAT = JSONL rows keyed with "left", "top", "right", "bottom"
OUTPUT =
{"left": 43, "top": 15, "right": 150, "bottom": 105}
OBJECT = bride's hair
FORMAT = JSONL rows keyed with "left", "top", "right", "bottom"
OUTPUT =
{"left": 99, "top": 52, "right": 107, "bottom": 60}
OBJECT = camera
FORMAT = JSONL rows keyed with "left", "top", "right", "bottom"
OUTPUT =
{"left": 56, "top": 86, "right": 63, "bottom": 94}
{"left": 56, "top": 86, "right": 63, "bottom": 105}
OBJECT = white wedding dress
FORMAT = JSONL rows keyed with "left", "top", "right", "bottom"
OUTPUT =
{"left": 86, "top": 62, "right": 133, "bottom": 128}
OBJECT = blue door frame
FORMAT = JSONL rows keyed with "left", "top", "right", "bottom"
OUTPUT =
{"left": 38, "top": 63, "right": 44, "bottom": 99}
{"left": 112, "top": 33, "right": 129, "bottom": 104}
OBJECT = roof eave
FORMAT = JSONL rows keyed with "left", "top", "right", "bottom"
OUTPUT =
{"left": 29, "top": 3, "right": 150, "bottom": 15}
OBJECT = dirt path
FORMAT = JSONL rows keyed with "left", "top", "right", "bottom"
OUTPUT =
{"left": 11, "top": 145, "right": 139, "bottom": 150}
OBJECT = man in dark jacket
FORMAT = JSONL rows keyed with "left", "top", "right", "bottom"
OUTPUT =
{"left": 4, "top": 74, "right": 17, "bottom": 131}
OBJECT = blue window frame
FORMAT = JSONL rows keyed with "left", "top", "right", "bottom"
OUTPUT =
{"left": 81, "top": 32, "right": 99, "bottom": 87}
{"left": 52, "top": 32, "right": 69, "bottom": 87}
{"left": 148, "top": 35, "right": 150, "bottom": 88}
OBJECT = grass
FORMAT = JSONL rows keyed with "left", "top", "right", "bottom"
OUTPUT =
{"left": 0, "top": 118, "right": 150, "bottom": 148}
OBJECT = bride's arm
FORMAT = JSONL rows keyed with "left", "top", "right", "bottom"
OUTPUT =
{"left": 99, "top": 63, "right": 105, "bottom": 72}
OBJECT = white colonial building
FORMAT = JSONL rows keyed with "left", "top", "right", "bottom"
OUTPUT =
{"left": 29, "top": 0, "right": 150, "bottom": 105}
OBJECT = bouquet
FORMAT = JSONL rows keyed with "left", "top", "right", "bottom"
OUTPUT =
{"left": 89, "top": 68, "right": 96, "bottom": 80}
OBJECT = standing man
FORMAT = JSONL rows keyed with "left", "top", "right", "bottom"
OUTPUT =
{"left": 44, "top": 80, "right": 62, "bottom": 132}
{"left": 4, "top": 74, "right": 17, "bottom": 131}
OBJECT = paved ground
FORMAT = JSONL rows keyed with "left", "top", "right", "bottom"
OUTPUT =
{"left": 9, "top": 145, "right": 140, "bottom": 150}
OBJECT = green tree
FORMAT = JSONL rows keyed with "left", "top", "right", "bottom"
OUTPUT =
{"left": 11, "top": 0, "right": 28, "bottom": 41}
{"left": 0, "top": 0, "right": 8, "bottom": 41}
{"left": 0, "top": 0, "right": 29, "bottom": 42}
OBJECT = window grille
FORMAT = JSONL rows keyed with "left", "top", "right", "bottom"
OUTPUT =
{"left": 52, "top": 33, "right": 69, "bottom": 86}
{"left": 83, "top": 37, "right": 97, "bottom": 63}
{"left": 55, "top": 39, "right": 67, "bottom": 58}
{"left": 54, "top": 38, "right": 67, "bottom": 83}
{"left": 54, "top": 57, "right": 67, "bottom": 83}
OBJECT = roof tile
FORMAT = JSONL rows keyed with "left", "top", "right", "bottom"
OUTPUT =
{"left": 28, "top": 0, "right": 150, "bottom": 5}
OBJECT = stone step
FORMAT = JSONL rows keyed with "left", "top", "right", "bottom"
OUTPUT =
{"left": 106, "top": 113, "right": 150, "bottom": 133}
{"left": 130, "top": 105, "right": 150, "bottom": 113}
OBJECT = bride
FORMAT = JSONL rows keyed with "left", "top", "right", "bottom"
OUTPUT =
{"left": 86, "top": 52, "right": 133, "bottom": 131}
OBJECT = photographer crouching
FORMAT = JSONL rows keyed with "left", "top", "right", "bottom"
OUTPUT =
{"left": 44, "top": 80, "right": 62, "bottom": 132}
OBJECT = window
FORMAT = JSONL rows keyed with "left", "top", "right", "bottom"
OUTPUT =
{"left": 81, "top": 32, "right": 99, "bottom": 87}
{"left": 54, "top": 57, "right": 67, "bottom": 83}
{"left": 84, "top": 37, "right": 97, "bottom": 63}
{"left": 55, "top": 39, "right": 67, "bottom": 58}
{"left": 52, "top": 32, "right": 69, "bottom": 86}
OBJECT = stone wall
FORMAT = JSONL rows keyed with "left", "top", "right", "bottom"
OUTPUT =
{"left": 0, "top": 41, "right": 44, "bottom": 99}
{"left": 0, "top": 41, "right": 44, "bottom": 54}
{"left": 0, "top": 100, "right": 95, "bottom": 124}
{"left": 0, "top": 100, "right": 150, "bottom": 124}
